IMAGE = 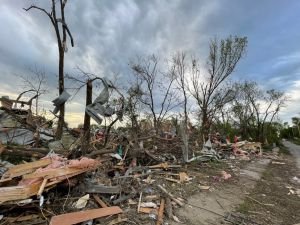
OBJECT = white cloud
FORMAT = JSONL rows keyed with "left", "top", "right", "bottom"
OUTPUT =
{"left": 279, "top": 80, "right": 300, "bottom": 122}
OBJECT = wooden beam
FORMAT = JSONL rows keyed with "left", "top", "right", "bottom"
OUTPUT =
{"left": 49, "top": 207, "right": 123, "bottom": 225}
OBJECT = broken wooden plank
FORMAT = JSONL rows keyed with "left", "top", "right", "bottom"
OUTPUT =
{"left": 156, "top": 198, "right": 165, "bottom": 225}
{"left": 22, "top": 167, "right": 87, "bottom": 180}
{"left": 149, "top": 163, "right": 181, "bottom": 169}
{"left": 139, "top": 207, "right": 159, "bottom": 214}
{"left": 0, "top": 182, "right": 42, "bottom": 203}
{"left": 49, "top": 206, "right": 123, "bottom": 225}
{"left": 1, "top": 158, "right": 51, "bottom": 180}
{"left": 45, "top": 169, "right": 90, "bottom": 187}
{"left": 93, "top": 194, "right": 108, "bottom": 208}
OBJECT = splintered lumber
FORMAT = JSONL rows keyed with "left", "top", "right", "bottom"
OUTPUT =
{"left": 0, "top": 156, "right": 99, "bottom": 203}
{"left": 137, "top": 192, "right": 143, "bottom": 213}
{"left": 179, "top": 172, "right": 189, "bottom": 182}
{"left": 93, "top": 194, "right": 108, "bottom": 208}
{"left": 165, "top": 178, "right": 181, "bottom": 184}
{"left": 139, "top": 207, "right": 159, "bottom": 214}
{"left": 156, "top": 198, "right": 165, "bottom": 225}
{"left": 49, "top": 206, "right": 123, "bottom": 225}
{"left": 157, "top": 185, "right": 184, "bottom": 207}
{"left": 37, "top": 178, "right": 48, "bottom": 197}
{"left": 1, "top": 158, "right": 51, "bottom": 180}
{"left": 22, "top": 167, "right": 88, "bottom": 180}
{"left": 0, "top": 182, "right": 42, "bottom": 203}
{"left": 149, "top": 163, "right": 181, "bottom": 169}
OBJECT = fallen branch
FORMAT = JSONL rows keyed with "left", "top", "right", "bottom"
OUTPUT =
{"left": 157, "top": 185, "right": 184, "bottom": 207}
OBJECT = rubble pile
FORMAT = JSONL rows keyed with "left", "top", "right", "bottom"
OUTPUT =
{"left": 0, "top": 95, "right": 267, "bottom": 225}
{"left": 0, "top": 135, "right": 264, "bottom": 225}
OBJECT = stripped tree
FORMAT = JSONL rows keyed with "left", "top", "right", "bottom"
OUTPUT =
{"left": 131, "top": 55, "right": 180, "bottom": 134}
{"left": 172, "top": 52, "right": 190, "bottom": 161}
{"left": 24, "top": 0, "right": 74, "bottom": 140}
{"left": 190, "top": 36, "right": 247, "bottom": 141}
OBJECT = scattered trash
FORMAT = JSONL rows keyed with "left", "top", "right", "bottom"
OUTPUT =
{"left": 221, "top": 171, "right": 232, "bottom": 180}
{"left": 0, "top": 98, "right": 270, "bottom": 225}
{"left": 74, "top": 194, "right": 90, "bottom": 209}
{"left": 199, "top": 185, "right": 210, "bottom": 190}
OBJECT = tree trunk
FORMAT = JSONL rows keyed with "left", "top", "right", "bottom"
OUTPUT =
{"left": 82, "top": 80, "right": 93, "bottom": 154}
{"left": 56, "top": 50, "right": 65, "bottom": 139}
{"left": 201, "top": 109, "right": 210, "bottom": 142}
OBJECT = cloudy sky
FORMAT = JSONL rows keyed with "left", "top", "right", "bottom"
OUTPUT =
{"left": 0, "top": 0, "right": 299, "bottom": 127}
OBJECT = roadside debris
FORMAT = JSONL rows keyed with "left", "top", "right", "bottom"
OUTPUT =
{"left": 0, "top": 97, "right": 270, "bottom": 225}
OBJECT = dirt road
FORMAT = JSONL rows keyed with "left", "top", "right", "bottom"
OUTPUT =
{"left": 169, "top": 159, "right": 270, "bottom": 225}
{"left": 283, "top": 140, "right": 300, "bottom": 169}
{"left": 169, "top": 142, "right": 300, "bottom": 225}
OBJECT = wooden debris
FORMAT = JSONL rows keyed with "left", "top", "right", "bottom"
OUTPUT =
{"left": 107, "top": 215, "right": 128, "bottom": 225}
{"left": 157, "top": 185, "right": 184, "bottom": 207}
{"left": 22, "top": 167, "right": 88, "bottom": 180}
{"left": 137, "top": 192, "right": 143, "bottom": 213}
{"left": 0, "top": 141, "right": 4, "bottom": 155}
{"left": 1, "top": 158, "right": 51, "bottom": 180}
{"left": 0, "top": 182, "right": 41, "bottom": 203}
{"left": 149, "top": 163, "right": 181, "bottom": 169}
{"left": 93, "top": 194, "right": 108, "bottom": 208}
{"left": 179, "top": 172, "right": 191, "bottom": 182}
{"left": 156, "top": 198, "right": 165, "bottom": 225}
{"left": 37, "top": 178, "right": 48, "bottom": 197}
{"left": 139, "top": 207, "right": 159, "bottom": 214}
{"left": 144, "top": 195, "right": 160, "bottom": 201}
{"left": 166, "top": 177, "right": 181, "bottom": 183}
{"left": 49, "top": 206, "right": 123, "bottom": 225}
{"left": 0, "top": 156, "right": 99, "bottom": 204}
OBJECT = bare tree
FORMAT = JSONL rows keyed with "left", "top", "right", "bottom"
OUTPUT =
{"left": 190, "top": 36, "right": 247, "bottom": 140}
{"left": 172, "top": 52, "right": 189, "bottom": 126}
{"left": 131, "top": 55, "right": 179, "bottom": 134}
{"left": 24, "top": 0, "right": 74, "bottom": 140}
{"left": 17, "top": 67, "right": 48, "bottom": 116}
{"left": 172, "top": 52, "right": 190, "bottom": 161}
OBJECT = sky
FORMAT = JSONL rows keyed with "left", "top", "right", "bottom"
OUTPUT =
{"left": 0, "top": 0, "right": 300, "bottom": 127}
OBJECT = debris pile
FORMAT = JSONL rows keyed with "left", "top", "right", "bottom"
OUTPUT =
{"left": 0, "top": 94, "right": 268, "bottom": 225}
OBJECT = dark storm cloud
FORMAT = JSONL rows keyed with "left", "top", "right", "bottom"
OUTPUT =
{"left": 0, "top": 0, "right": 300, "bottom": 125}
